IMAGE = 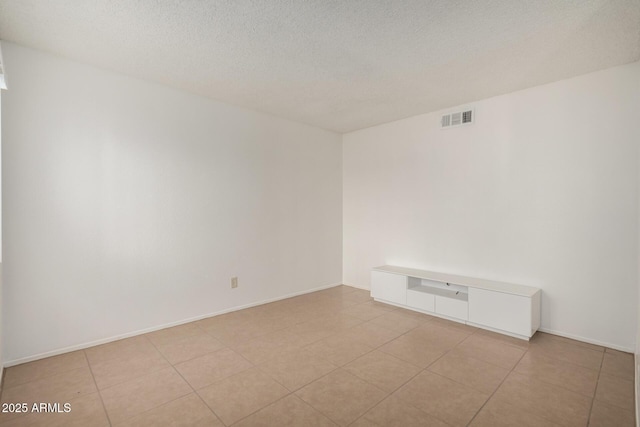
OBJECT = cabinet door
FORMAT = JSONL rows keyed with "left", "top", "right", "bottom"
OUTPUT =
{"left": 371, "top": 271, "right": 406, "bottom": 305}
{"left": 468, "top": 288, "right": 531, "bottom": 337}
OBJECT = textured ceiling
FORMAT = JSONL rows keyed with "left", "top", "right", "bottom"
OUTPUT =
{"left": 0, "top": 0, "right": 639, "bottom": 133}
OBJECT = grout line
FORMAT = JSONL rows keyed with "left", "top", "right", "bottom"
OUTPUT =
{"left": 512, "top": 350, "right": 605, "bottom": 399}
{"left": 586, "top": 352, "right": 606, "bottom": 426}
{"left": 83, "top": 350, "right": 113, "bottom": 427}
{"left": 464, "top": 332, "right": 529, "bottom": 426}
{"left": 0, "top": 351, "right": 93, "bottom": 390}
{"left": 227, "top": 393, "right": 294, "bottom": 427}
{"left": 345, "top": 315, "right": 461, "bottom": 426}
{"left": 143, "top": 329, "right": 231, "bottom": 426}
{"left": 192, "top": 392, "right": 228, "bottom": 426}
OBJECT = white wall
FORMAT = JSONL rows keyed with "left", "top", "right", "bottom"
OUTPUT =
{"left": 636, "top": 60, "right": 640, "bottom": 422}
{"left": 1, "top": 42, "right": 343, "bottom": 364}
{"left": 0, "top": 87, "right": 3, "bottom": 380}
{"left": 343, "top": 61, "right": 640, "bottom": 351}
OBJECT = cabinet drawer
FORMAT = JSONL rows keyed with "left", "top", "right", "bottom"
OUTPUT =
{"left": 407, "top": 289, "right": 435, "bottom": 312}
{"left": 435, "top": 296, "right": 468, "bottom": 320}
{"left": 371, "top": 271, "right": 407, "bottom": 305}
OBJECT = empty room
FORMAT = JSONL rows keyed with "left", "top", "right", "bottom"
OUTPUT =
{"left": 0, "top": 0, "right": 639, "bottom": 426}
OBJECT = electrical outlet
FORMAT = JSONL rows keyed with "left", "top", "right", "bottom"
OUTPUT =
{"left": 231, "top": 277, "right": 238, "bottom": 289}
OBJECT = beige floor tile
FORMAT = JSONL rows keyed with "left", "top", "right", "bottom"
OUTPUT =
{"left": 367, "top": 300, "right": 398, "bottom": 311}
{"left": 475, "top": 328, "right": 531, "bottom": 350}
{"left": 259, "top": 327, "right": 320, "bottom": 348}
{"left": 91, "top": 351, "right": 170, "bottom": 390}
{"left": 513, "top": 351, "right": 599, "bottom": 397}
{"left": 393, "top": 307, "right": 435, "bottom": 321}
{"left": 343, "top": 350, "right": 420, "bottom": 393}
{"left": 248, "top": 303, "right": 294, "bottom": 319}
{"left": 174, "top": 348, "right": 252, "bottom": 390}
{"left": 491, "top": 371, "right": 591, "bottom": 427}
{"left": 378, "top": 334, "right": 447, "bottom": 369}
{"left": 233, "top": 394, "right": 337, "bottom": 427}
{"left": 528, "top": 334, "right": 603, "bottom": 370}
{"left": 235, "top": 315, "right": 295, "bottom": 337}
{"left": 288, "top": 328, "right": 337, "bottom": 348}
{"left": 322, "top": 313, "right": 364, "bottom": 331}
{"left": 317, "top": 285, "right": 359, "bottom": 297}
{"left": 205, "top": 323, "right": 272, "bottom": 348}
{"left": 589, "top": 399, "right": 636, "bottom": 427}
{"left": 331, "top": 290, "right": 373, "bottom": 306}
{"left": 346, "top": 288, "right": 372, "bottom": 297}
{"left": 452, "top": 334, "right": 526, "bottom": 369}
{"left": 0, "top": 392, "right": 109, "bottom": 427}
{"left": 531, "top": 332, "right": 605, "bottom": 352}
{"left": 258, "top": 328, "right": 311, "bottom": 345}
{"left": 407, "top": 322, "right": 472, "bottom": 351}
{"left": 258, "top": 347, "right": 337, "bottom": 391}
{"left": 296, "top": 369, "right": 387, "bottom": 426}
{"left": 304, "top": 333, "right": 374, "bottom": 366}
{"left": 368, "top": 311, "right": 425, "bottom": 334}
{"left": 3, "top": 351, "right": 88, "bottom": 389}
{"left": 469, "top": 396, "right": 562, "bottom": 427}
{"left": 0, "top": 366, "right": 97, "bottom": 415}
{"left": 197, "top": 367, "right": 289, "bottom": 425}
{"left": 340, "top": 321, "right": 405, "bottom": 348}
{"left": 429, "top": 316, "right": 478, "bottom": 334}
{"left": 84, "top": 336, "right": 158, "bottom": 365}
{"left": 339, "top": 302, "right": 391, "bottom": 321}
{"left": 145, "top": 322, "right": 204, "bottom": 346}
{"left": 154, "top": 333, "right": 225, "bottom": 365}
{"left": 115, "top": 393, "right": 221, "bottom": 427}
{"left": 196, "top": 312, "right": 248, "bottom": 332}
{"left": 351, "top": 395, "right": 449, "bottom": 427}
{"left": 234, "top": 307, "right": 280, "bottom": 324}
{"left": 428, "top": 352, "right": 510, "bottom": 394}
{"left": 601, "top": 350, "right": 635, "bottom": 380}
{"left": 233, "top": 337, "right": 297, "bottom": 365}
{"left": 605, "top": 347, "right": 633, "bottom": 357}
{"left": 318, "top": 299, "right": 351, "bottom": 311}
{"left": 394, "top": 371, "right": 489, "bottom": 427}
{"left": 286, "top": 319, "right": 342, "bottom": 344}
{"left": 100, "top": 367, "right": 191, "bottom": 424}
{"left": 594, "top": 373, "right": 635, "bottom": 410}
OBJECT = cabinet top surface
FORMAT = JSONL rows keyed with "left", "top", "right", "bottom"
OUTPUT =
{"left": 373, "top": 265, "right": 540, "bottom": 297}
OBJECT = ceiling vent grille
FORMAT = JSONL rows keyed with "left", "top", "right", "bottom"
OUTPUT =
{"left": 441, "top": 108, "right": 474, "bottom": 129}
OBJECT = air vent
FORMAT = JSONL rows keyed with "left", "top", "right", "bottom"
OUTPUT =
{"left": 441, "top": 108, "right": 474, "bottom": 129}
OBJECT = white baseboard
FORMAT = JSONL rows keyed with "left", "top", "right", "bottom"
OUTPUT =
{"left": 4, "top": 282, "right": 343, "bottom": 367}
{"left": 538, "top": 327, "right": 634, "bottom": 353}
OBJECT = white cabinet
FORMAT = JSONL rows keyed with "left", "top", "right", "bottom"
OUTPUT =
{"left": 371, "top": 270, "right": 407, "bottom": 305}
{"left": 370, "top": 265, "right": 541, "bottom": 340}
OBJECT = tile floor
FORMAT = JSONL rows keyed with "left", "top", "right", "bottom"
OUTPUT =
{"left": 0, "top": 285, "right": 635, "bottom": 426}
